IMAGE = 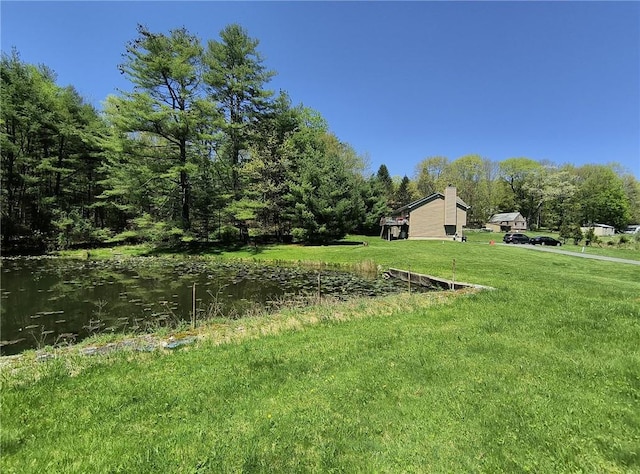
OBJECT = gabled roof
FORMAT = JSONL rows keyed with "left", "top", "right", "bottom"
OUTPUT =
{"left": 584, "top": 223, "right": 615, "bottom": 229}
{"left": 488, "top": 212, "right": 523, "bottom": 223}
{"left": 392, "top": 192, "right": 470, "bottom": 215}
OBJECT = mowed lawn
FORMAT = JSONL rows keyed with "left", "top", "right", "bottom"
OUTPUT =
{"left": 2, "top": 236, "right": 639, "bottom": 472}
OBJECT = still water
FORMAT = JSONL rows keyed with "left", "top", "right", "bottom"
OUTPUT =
{"left": 1, "top": 257, "right": 417, "bottom": 355}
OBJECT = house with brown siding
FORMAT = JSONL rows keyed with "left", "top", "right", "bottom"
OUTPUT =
{"left": 485, "top": 212, "right": 527, "bottom": 232}
{"left": 380, "top": 186, "right": 470, "bottom": 240}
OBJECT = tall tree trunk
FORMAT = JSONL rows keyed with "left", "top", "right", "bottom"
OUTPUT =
{"left": 180, "top": 141, "right": 190, "bottom": 230}
{"left": 55, "top": 136, "right": 65, "bottom": 198}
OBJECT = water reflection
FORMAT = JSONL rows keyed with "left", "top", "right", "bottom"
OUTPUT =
{"left": 1, "top": 257, "right": 422, "bottom": 355}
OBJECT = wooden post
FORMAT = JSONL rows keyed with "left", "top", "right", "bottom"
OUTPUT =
{"left": 192, "top": 283, "right": 196, "bottom": 329}
{"left": 451, "top": 259, "right": 456, "bottom": 290}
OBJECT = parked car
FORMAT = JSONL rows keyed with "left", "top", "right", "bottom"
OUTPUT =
{"left": 503, "top": 233, "right": 530, "bottom": 244}
{"left": 530, "top": 236, "right": 562, "bottom": 246}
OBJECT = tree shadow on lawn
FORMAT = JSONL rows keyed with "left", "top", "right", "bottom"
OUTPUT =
{"left": 301, "top": 240, "right": 364, "bottom": 247}
{"left": 145, "top": 237, "right": 365, "bottom": 256}
{"left": 147, "top": 240, "right": 270, "bottom": 256}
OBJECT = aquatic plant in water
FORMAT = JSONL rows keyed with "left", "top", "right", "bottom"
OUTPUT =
{"left": 0, "top": 258, "right": 433, "bottom": 354}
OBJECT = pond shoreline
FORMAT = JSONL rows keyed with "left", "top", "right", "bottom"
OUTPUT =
{"left": 1, "top": 254, "right": 440, "bottom": 356}
{"left": 0, "top": 289, "right": 477, "bottom": 375}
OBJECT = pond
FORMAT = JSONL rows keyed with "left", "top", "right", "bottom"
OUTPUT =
{"left": 1, "top": 257, "right": 427, "bottom": 355}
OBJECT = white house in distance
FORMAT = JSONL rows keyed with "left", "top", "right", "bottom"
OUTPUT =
{"left": 581, "top": 223, "right": 615, "bottom": 237}
{"left": 485, "top": 212, "right": 527, "bottom": 233}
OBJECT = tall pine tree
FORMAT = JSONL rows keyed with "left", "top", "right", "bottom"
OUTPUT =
{"left": 203, "top": 24, "right": 275, "bottom": 200}
{"left": 103, "top": 25, "right": 209, "bottom": 232}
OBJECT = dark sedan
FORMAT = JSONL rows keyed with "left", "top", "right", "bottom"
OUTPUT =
{"left": 503, "top": 233, "right": 530, "bottom": 244}
{"left": 530, "top": 236, "right": 562, "bottom": 246}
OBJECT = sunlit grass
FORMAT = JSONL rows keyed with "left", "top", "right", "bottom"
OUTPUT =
{"left": 3, "top": 236, "right": 639, "bottom": 472}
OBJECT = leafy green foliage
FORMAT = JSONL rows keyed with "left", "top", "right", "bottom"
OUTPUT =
{"left": 584, "top": 227, "right": 596, "bottom": 246}
{"left": 393, "top": 175, "right": 415, "bottom": 209}
{"left": 235, "top": 93, "right": 299, "bottom": 239}
{"left": 53, "top": 209, "right": 108, "bottom": 249}
{"left": 203, "top": 23, "right": 275, "bottom": 198}
{"left": 105, "top": 25, "right": 208, "bottom": 231}
{"left": 571, "top": 225, "right": 584, "bottom": 245}
{"left": 375, "top": 164, "right": 394, "bottom": 200}
{"left": 288, "top": 133, "right": 365, "bottom": 243}
{"left": 415, "top": 156, "right": 448, "bottom": 197}
{"left": 2, "top": 25, "right": 639, "bottom": 253}
{"left": 498, "top": 157, "right": 545, "bottom": 225}
{"left": 1, "top": 49, "right": 106, "bottom": 251}
{"left": 356, "top": 174, "right": 391, "bottom": 235}
{"left": 574, "top": 165, "right": 631, "bottom": 231}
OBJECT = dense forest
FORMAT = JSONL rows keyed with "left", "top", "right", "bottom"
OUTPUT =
{"left": 2, "top": 24, "right": 639, "bottom": 253}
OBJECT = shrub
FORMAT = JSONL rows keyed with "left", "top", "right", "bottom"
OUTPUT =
{"left": 214, "top": 225, "right": 239, "bottom": 244}
{"left": 107, "top": 230, "right": 142, "bottom": 244}
{"left": 571, "top": 225, "right": 583, "bottom": 245}
{"left": 584, "top": 227, "right": 596, "bottom": 246}
{"left": 53, "top": 210, "right": 101, "bottom": 249}
{"left": 291, "top": 227, "right": 309, "bottom": 243}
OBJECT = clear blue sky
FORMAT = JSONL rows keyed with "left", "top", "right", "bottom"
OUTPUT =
{"left": 2, "top": 1, "right": 639, "bottom": 178}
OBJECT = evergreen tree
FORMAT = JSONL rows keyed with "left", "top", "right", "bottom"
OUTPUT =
{"left": 357, "top": 174, "right": 390, "bottom": 235}
{"left": 1, "top": 50, "right": 105, "bottom": 250}
{"left": 235, "top": 92, "right": 299, "bottom": 239}
{"left": 376, "top": 164, "right": 395, "bottom": 205}
{"left": 286, "top": 112, "right": 365, "bottom": 243}
{"left": 394, "top": 175, "right": 414, "bottom": 208}
{"left": 104, "top": 25, "right": 209, "bottom": 232}
{"left": 203, "top": 24, "right": 275, "bottom": 199}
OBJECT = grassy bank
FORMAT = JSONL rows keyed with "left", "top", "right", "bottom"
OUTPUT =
{"left": 2, "top": 236, "right": 639, "bottom": 472}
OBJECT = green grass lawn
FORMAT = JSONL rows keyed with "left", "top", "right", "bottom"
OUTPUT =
{"left": 2, "top": 236, "right": 639, "bottom": 472}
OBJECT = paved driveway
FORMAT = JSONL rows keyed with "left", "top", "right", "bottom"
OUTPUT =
{"left": 509, "top": 244, "right": 640, "bottom": 265}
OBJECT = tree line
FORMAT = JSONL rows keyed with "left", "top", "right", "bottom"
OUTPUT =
{"left": 411, "top": 155, "right": 639, "bottom": 233}
{"left": 2, "top": 24, "right": 638, "bottom": 252}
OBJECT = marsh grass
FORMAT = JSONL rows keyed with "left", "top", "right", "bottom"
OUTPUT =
{"left": 2, "top": 236, "right": 639, "bottom": 472}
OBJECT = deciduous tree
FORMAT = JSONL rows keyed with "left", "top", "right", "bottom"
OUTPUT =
{"left": 415, "top": 156, "right": 449, "bottom": 197}
{"left": 574, "top": 165, "right": 631, "bottom": 230}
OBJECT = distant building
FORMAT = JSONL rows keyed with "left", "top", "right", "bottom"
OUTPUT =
{"left": 485, "top": 212, "right": 527, "bottom": 233}
{"left": 380, "top": 186, "right": 470, "bottom": 240}
{"left": 581, "top": 223, "right": 615, "bottom": 237}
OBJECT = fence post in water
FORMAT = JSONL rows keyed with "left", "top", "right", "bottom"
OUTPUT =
{"left": 408, "top": 268, "right": 411, "bottom": 294}
{"left": 317, "top": 273, "right": 321, "bottom": 301}
{"left": 192, "top": 283, "right": 196, "bottom": 329}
